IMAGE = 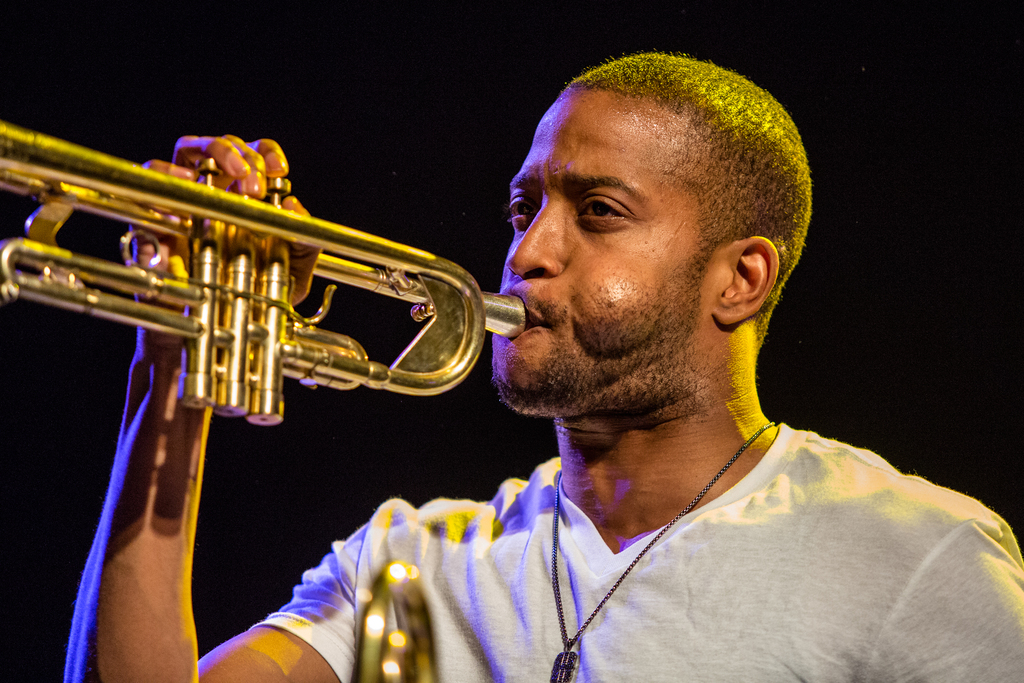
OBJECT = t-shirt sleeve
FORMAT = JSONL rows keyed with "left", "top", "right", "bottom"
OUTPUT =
{"left": 258, "top": 528, "right": 367, "bottom": 682}
{"left": 865, "top": 517, "right": 1024, "bottom": 681}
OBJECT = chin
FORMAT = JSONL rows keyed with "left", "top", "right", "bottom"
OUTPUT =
{"left": 490, "top": 375, "right": 564, "bottom": 418}
{"left": 491, "top": 342, "right": 558, "bottom": 417}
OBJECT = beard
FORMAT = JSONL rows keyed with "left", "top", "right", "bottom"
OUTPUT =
{"left": 491, "top": 255, "right": 714, "bottom": 422}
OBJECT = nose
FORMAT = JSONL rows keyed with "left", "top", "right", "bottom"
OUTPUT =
{"left": 506, "top": 205, "right": 566, "bottom": 281}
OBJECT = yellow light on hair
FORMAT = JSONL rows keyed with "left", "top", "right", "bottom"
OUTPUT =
{"left": 388, "top": 562, "right": 408, "bottom": 581}
{"left": 389, "top": 631, "right": 407, "bottom": 648}
{"left": 382, "top": 660, "right": 401, "bottom": 675}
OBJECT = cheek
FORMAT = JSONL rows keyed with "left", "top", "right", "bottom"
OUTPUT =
{"left": 499, "top": 238, "right": 521, "bottom": 290}
{"left": 570, "top": 276, "right": 660, "bottom": 359}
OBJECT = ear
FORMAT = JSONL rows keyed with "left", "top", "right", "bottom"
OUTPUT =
{"left": 710, "top": 237, "right": 780, "bottom": 327}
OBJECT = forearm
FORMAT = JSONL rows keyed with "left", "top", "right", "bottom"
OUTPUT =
{"left": 66, "top": 338, "right": 211, "bottom": 683}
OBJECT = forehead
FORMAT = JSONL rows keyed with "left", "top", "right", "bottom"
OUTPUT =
{"left": 512, "top": 89, "right": 691, "bottom": 189}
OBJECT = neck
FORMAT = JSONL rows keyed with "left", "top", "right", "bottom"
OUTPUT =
{"left": 555, "top": 329, "right": 776, "bottom": 553}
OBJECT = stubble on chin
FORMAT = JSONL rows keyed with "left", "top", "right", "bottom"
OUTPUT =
{"left": 491, "top": 277, "right": 712, "bottom": 422}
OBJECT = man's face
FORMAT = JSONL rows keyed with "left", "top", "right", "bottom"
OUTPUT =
{"left": 492, "top": 89, "right": 716, "bottom": 421}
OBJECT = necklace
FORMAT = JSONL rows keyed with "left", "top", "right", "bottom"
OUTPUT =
{"left": 548, "top": 422, "right": 776, "bottom": 682}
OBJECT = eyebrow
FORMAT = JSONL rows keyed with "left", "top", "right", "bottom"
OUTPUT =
{"left": 509, "top": 170, "right": 645, "bottom": 202}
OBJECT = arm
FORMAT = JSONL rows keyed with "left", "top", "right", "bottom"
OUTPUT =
{"left": 64, "top": 329, "right": 211, "bottom": 683}
{"left": 64, "top": 137, "right": 333, "bottom": 683}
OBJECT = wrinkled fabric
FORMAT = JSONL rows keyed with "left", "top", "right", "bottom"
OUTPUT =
{"left": 260, "top": 426, "right": 1024, "bottom": 682}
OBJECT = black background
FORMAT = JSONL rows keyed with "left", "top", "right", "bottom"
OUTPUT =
{"left": 1, "top": 2, "right": 1020, "bottom": 678}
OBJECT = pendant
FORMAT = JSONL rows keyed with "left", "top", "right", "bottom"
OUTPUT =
{"left": 550, "top": 650, "right": 578, "bottom": 682}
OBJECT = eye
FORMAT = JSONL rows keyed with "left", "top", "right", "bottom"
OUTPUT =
{"left": 580, "top": 197, "right": 625, "bottom": 222}
{"left": 507, "top": 198, "right": 537, "bottom": 230}
{"left": 509, "top": 199, "right": 535, "bottom": 217}
{"left": 586, "top": 200, "right": 615, "bottom": 217}
{"left": 577, "top": 195, "right": 631, "bottom": 233}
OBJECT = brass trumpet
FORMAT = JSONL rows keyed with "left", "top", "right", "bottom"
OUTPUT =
{"left": 355, "top": 562, "right": 437, "bottom": 683}
{"left": 0, "top": 120, "right": 525, "bottom": 424}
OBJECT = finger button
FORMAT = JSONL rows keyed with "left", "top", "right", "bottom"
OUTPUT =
{"left": 195, "top": 157, "right": 221, "bottom": 187}
{"left": 266, "top": 176, "right": 292, "bottom": 208}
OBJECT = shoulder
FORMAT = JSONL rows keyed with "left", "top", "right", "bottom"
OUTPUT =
{"left": 776, "top": 427, "right": 1000, "bottom": 527}
{"left": 356, "top": 458, "right": 560, "bottom": 548}
{"left": 770, "top": 427, "right": 1020, "bottom": 564}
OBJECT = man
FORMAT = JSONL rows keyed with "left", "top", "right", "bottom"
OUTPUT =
{"left": 67, "top": 53, "right": 1024, "bottom": 682}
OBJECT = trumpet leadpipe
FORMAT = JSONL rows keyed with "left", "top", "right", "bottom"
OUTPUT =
{"left": 314, "top": 254, "right": 525, "bottom": 338}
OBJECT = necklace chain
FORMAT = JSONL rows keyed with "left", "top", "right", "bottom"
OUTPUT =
{"left": 550, "top": 421, "right": 776, "bottom": 657}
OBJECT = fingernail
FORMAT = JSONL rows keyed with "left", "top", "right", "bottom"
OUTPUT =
{"left": 265, "top": 151, "right": 287, "bottom": 173}
{"left": 241, "top": 171, "right": 262, "bottom": 198}
{"left": 231, "top": 154, "right": 250, "bottom": 177}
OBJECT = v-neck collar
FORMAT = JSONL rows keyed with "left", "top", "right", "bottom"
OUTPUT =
{"left": 555, "top": 424, "right": 796, "bottom": 578}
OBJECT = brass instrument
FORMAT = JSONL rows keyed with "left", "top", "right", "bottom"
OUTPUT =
{"left": 0, "top": 119, "right": 525, "bottom": 424}
{"left": 355, "top": 562, "right": 437, "bottom": 683}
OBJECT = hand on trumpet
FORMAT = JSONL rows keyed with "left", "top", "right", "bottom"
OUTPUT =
{"left": 142, "top": 134, "right": 320, "bottom": 305}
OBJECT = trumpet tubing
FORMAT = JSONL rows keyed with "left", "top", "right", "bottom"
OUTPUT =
{"left": 356, "top": 562, "right": 437, "bottom": 683}
{"left": 0, "top": 119, "right": 525, "bottom": 424}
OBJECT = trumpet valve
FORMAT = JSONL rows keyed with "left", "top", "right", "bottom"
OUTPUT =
{"left": 214, "top": 235, "right": 257, "bottom": 418}
{"left": 195, "top": 158, "right": 220, "bottom": 186}
{"left": 266, "top": 177, "right": 291, "bottom": 208}
{"left": 247, "top": 242, "right": 290, "bottom": 426}
{"left": 181, "top": 238, "right": 222, "bottom": 408}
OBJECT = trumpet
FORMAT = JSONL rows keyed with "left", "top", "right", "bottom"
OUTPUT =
{"left": 0, "top": 120, "right": 525, "bottom": 425}
{"left": 355, "top": 562, "right": 437, "bottom": 683}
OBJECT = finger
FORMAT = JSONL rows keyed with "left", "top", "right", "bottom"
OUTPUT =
{"left": 289, "top": 242, "right": 320, "bottom": 306}
{"left": 284, "top": 197, "right": 315, "bottom": 299}
{"left": 134, "top": 239, "right": 160, "bottom": 267}
{"left": 132, "top": 234, "right": 189, "bottom": 353}
{"left": 282, "top": 194, "right": 318, "bottom": 305}
{"left": 143, "top": 159, "right": 196, "bottom": 181}
{"left": 174, "top": 135, "right": 250, "bottom": 177}
{"left": 172, "top": 135, "right": 251, "bottom": 179}
{"left": 248, "top": 139, "right": 289, "bottom": 177}
{"left": 223, "top": 134, "right": 267, "bottom": 177}
{"left": 134, "top": 231, "right": 188, "bottom": 270}
{"left": 223, "top": 134, "right": 267, "bottom": 198}
{"left": 282, "top": 195, "right": 309, "bottom": 216}
{"left": 134, "top": 235, "right": 171, "bottom": 271}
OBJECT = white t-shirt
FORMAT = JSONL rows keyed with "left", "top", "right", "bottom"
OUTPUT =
{"left": 261, "top": 426, "right": 1024, "bottom": 681}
